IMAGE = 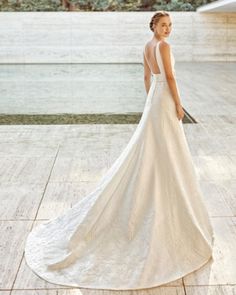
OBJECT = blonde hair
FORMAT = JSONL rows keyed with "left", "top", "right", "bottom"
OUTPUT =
{"left": 149, "top": 11, "right": 170, "bottom": 32}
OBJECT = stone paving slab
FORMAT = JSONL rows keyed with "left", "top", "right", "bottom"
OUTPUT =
{"left": 0, "top": 183, "right": 45, "bottom": 220}
{"left": 10, "top": 287, "right": 186, "bottom": 295}
{"left": 36, "top": 181, "right": 98, "bottom": 220}
{"left": 185, "top": 286, "right": 236, "bottom": 295}
{"left": 0, "top": 220, "right": 32, "bottom": 289}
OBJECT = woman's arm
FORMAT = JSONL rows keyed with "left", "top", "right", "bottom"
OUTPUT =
{"left": 159, "top": 41, "right": 182, "bottom": 106}
{"left": 143, "top": 49, "right": 151, "bottom": 94}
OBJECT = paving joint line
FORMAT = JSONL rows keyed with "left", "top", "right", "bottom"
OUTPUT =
{"left": 182, "top": 278, "right": 187, "bottom": 295}
{"left": 9, "top": 144, "right": 61, "bottom": 293}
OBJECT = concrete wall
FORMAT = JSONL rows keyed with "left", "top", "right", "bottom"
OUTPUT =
{"left": 0, "top": 11, "right": 235, "bottom": 63}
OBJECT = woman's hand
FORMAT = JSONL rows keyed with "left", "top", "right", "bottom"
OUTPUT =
{"left": 175, "top": 104, "right": 185, "bottom": 121}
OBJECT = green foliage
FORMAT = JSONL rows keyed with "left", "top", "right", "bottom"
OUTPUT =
{"left": 0, "top": 0, "right": 65, "bottom": 11}
{"left": 69, "top": 0, "right": 142, "bottom": 11}
{"left": 0, "top": 0, "right": 218, "bottom": 11}
{"left": 153, "top": 0, "right": 195, "bottom": 11}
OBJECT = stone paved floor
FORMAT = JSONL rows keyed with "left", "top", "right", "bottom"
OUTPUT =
{"left": 0, "top": 61, "right": 235, "bottom": 294}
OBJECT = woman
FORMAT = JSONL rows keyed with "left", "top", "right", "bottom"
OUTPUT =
{"left": 25, "top": 11, "right": 215, "bottom": 290}
{"left": 143, "top": 11, "right": 184, "bottom": 121}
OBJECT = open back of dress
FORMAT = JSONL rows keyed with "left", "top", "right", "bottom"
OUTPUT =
{"left": 143, "top": 43, "right": 162, "bottom": 74}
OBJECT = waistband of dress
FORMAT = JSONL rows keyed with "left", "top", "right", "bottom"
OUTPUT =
{"left": 152, "top": 74, "right": 167, "bottom": 82}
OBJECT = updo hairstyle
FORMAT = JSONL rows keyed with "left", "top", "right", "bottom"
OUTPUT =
{"left": 149, "top": 11, "right": 170, "bottom": 32}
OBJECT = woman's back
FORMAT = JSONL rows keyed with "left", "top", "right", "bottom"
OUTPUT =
{"left": 143, "top": 41, "right": 162, "bottom": 75}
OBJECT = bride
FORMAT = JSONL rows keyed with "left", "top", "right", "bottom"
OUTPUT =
{"left": 25, "top": 10, "right": 215, "bottom": 290}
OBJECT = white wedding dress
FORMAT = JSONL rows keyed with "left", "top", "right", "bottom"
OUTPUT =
{"left": 25, "top": 40, "right": 214, "bottom": 290}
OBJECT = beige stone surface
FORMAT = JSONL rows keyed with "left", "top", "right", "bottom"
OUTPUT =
{"left": 185, "top": 286, "right": 236, "bottom": 295}
{"left": 11, "top": 287, "right": 186, "bottom": 295}
{"left": 0, "top": 221, "right": 32, "bottom": 289}
{"left": 0, "top": 12, "right": 235, "bottom": 63}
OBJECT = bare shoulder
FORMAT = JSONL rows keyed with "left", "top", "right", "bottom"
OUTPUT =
{"left": 159, "top": 40, "right": 171, "bottom": 53}
{"left": 144, "top": 40, "right": 151, "bottom": 51}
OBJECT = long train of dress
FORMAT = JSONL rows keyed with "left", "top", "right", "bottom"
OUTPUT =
{"left": 24, "top": 40, "right": 215, "bottom": 290}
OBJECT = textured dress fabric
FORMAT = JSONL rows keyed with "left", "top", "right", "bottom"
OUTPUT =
{"left": 25, "top": 41, "right": 215, "bottom": 290}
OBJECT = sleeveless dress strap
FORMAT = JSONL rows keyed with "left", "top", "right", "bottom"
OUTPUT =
{"left": 155, "top": 41, "right": 176, "bottom": 81}
{"left": 155, "top": 41, "right": 166, "bottom": 80}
